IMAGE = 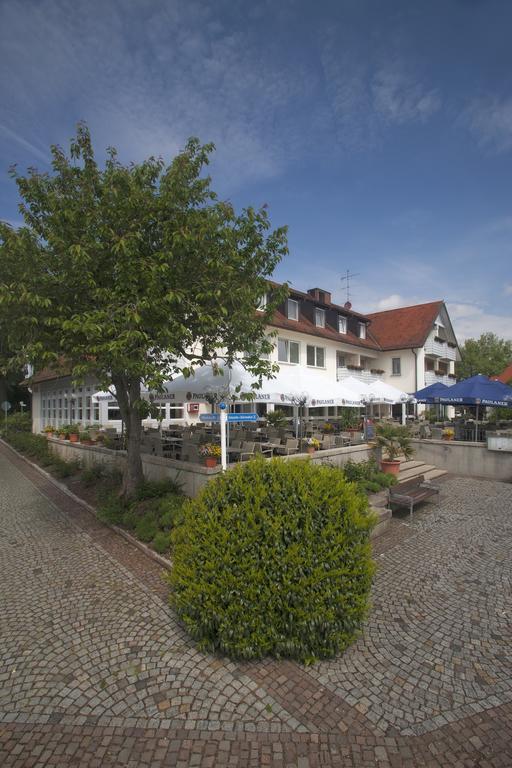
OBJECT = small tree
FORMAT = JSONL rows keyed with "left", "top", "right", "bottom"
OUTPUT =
{"left": 0, "top": 124, "right": 288, "bottom": 497}
{"left": 457, "top": 333, "right": 512, "bottom": 381}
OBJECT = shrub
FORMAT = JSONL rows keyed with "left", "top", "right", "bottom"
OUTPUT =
{"left": 152, "top": 531, "right": 172, "bottom": 555}
{"left": 135, "top": 515, "right": 158, "bottom": 542}
{"left": 2, "top": 413, "right": 32, "bottom": 433}
{"left": 159, "top": 495, "right": 186, "bottom": 530}
{"left": 97, "top": 491, "right": 126, "bottom": 525}
{"left": 51, "top": 458, "right": 81, "bottom": 477}
{"left": 134, "top": 477, "right": 182, "bottom": 501}
{"left": 169, "top": 457, "right": 376, "bottom": 662}
{"left": 81, "top": 463, "right": 106, "bottom": 486}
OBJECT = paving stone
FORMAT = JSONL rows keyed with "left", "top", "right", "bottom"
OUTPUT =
{"left": 1, "top": 444, "right": 511, "bottom": 766}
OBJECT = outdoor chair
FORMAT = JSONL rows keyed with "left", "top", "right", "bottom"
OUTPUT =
{"left": 321, "top": 435, "right": 336, "bottom": 449}
{"left": 275, "top": 438, "right": 299, "bottom": 456}
{"left": 238, "top": 441, "right": 257, "bottom": 461}
{"left": 255, "top": 442, "right": 273, "bottom": 458}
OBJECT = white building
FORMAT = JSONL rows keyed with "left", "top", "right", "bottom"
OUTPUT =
{"left": 28, "top": 284, "right": 460, "bottom": 432}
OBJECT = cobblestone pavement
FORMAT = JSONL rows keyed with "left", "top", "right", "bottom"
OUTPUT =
{"left": 1, "top": 441, "right": 511, "bottom": 767}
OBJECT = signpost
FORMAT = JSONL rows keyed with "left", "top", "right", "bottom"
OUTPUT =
{"left": 199, "top": 413, "right": 220, "bottom": 422}
{"left": 1, "top": 400, "right": 11, "bottom": 428}
{"left": 199, "top": 410, "right": 259, "bottom": 470}
{"left": 226, "top": 413, "right": 258, "bottom": 422}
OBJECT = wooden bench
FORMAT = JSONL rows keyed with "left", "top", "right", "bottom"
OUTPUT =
{"left": 388, "top": 474, "right": 439, "bottom": 518}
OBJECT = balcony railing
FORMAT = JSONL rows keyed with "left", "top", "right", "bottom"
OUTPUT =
{"left": 424, "top": 338, "right": 457, "bottom": 361}
{"left": 337, "top": 367, "right": 384, "bottom": 383}
{"left": 424, "top": 371, "right": 456, "bottom": 387}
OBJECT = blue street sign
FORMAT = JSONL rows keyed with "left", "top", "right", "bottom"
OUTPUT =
{"left": 199, "top": 413, "right": 220, "bottom": 422}
{"left": 227, "top": 413, "right": 259, "bottom": 422}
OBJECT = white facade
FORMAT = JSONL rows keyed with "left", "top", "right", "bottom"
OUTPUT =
{"left": 30, "top": 297, "right": 460, "bottom": 432}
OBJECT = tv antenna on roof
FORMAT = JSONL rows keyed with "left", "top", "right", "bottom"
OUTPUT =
{"left": 340, "top": 269, "right": 359, "bottom": 309}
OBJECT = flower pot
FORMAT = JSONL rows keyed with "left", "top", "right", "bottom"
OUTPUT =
{"left": 307, "top": 447, "right": 316, "bottom": 455}
{"left": 380, "top": 459, "right": 401, "bottom": 476}
{"left": 205, "top": 457, "right": 217, "bottom": 468}
{"left": 69, "top": 433, "right": 79, "bottom": 443}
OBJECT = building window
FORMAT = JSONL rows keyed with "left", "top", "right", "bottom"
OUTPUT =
{"left": 153, "top": 402, "right": 167, "bottom": 421}
{"left": 287, "top": 299, "right": 299, "bottom": 321}
{"left": 307, "top": 345, "right": 325, "bottom": 367}
{"left": 336, "top": 352, "right": 346, "bottom": 368}
{"left": 392, "top": 357, "right": 401, "bottom": 375}
{"left": 107, "top": 403, "right": 122, "bottom": 420}
{"left": 358, "top": 322, "right": 366, "bottom": 339}
{"left": 85, "top": 396, "right": 91, "bottom": 422}
{"left": 278, "top": 338, "right": 300, "bottom": 364}
{"left": 338, "top": 315, "right": 347, "bottom": 334}
{"left": 169, "top": 403, "right": 184, "bottom": 420}
{"left": 93, "top": 403, "right": 99, "bottom": 421}
{"left": 314, "top": 308, "right": 325, "bottom": 327}
{"left": 257, "top": 293, "right": 267, "bottom": 312}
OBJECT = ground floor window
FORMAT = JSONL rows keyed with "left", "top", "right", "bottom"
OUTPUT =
{"left": 169, "top": 403, "right": 184, "bottom": 420}
{"left": 107, "top": 403, "right": 121, "bottom": 421}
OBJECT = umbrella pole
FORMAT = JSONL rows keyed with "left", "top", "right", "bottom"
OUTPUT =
{"left": 475, "top": 403, "right": 479, "bottom": 442}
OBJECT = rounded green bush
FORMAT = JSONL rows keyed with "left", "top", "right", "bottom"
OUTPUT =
{"left": 169, "top": 457, "right": 376, "bottom": 662}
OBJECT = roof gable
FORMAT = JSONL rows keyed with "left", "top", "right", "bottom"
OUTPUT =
{"left": 367, "top": 301, "right": 444, "bottom": 350}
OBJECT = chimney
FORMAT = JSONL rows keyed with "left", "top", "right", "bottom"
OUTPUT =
{"left": 307, "top": 288, "right": 331, "bottom": 305}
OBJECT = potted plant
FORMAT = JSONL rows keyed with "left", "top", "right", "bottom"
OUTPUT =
{"left": 265, "top": 410, "right": 288, "bottom": 429}
{"left": 305, "top": 437, "right": 321, "bottom": 455}
{"left": 322, "top": 422, "right": 335, "bottom": 434}
{"left": 69, "top": 424, "right": 80, "bottom": 443}
{"left": 198, "top": 443, "right": 221, "bottom": 467}
{"left": 88, "top": 424, "right": 101, "bottom": 441}
{"left": 442, "top": 427, "right": 455, "bottom": 441}
{"left": 374, "top": 424, "right": 414, "bottom": 476}
{"left": 79, "top": 430, "right": 92, "bottom": 445}
{"left": 43, "top": 425, "right": 55, "bottom": 438}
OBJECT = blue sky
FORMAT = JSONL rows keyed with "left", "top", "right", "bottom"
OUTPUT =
{"left": 1, "top": 0, "right": 511, "bottom": 340}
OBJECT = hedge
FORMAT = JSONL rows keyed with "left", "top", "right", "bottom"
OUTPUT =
{"left": 169, "top": 457, "right": 376, "bottom": 662}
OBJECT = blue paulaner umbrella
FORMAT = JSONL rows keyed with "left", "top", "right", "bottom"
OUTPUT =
{"left": 438, "top": 374, "right": 512, "bottom": 441}
{"left": 414, "top": 381, "right": 449, "bottom": 404}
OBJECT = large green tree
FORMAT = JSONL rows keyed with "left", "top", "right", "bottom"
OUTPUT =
{"left": 0, "top": 124, "right": 288, "bottom": 496}
{"left": 456, "top": 332, "right": 512, "bottom": 381}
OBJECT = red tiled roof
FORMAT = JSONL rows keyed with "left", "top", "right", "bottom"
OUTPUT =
{"left": 269, "top": 311, "right": 381, "bottom": 350}
{"left": 29, "top": 364, "right": 71, "bottom": 385}
{"left": 367, "top": 301, "right": 443, "bottom": 350}
{"left": 495, "top": 363, "right": 512, "bottom": 384}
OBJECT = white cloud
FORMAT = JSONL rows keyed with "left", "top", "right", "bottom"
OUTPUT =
{"left": 464, "top": 96, "right": 512, "bottom": 154}
{"left": 372, "top": 64, "right": 441, "bottom": 125}
{"left": 0, "top": 0, "right": 316, "bottom": 189}
{"left": 504, "top": 284, "right": 512, "bottom": 296}
{"left": 0, "top": 123, "right": 49, "bottom": 164}
{"left": 319, "top": 35, "right": 441, "bottom": 150}
{"left": 373, "top": 294, "right": 408, "bottom": 311}
{"left": 446, "top": 302, "right": 512, "bottom": 341}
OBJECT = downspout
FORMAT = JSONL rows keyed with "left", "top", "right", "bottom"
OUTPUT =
{"left": 412, "top": 348, "right": 418, "bottom": 418}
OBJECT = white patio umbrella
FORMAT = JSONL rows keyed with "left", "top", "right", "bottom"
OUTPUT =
{"left": 365, "top": 380, "right": 410, "bottom": 404}
{"left": 162, "top": 361, "right": 363, "bottom": 407}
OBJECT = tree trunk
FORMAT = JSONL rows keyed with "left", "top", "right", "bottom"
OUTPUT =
{"left": 113, "top": 376, "right": 144, "bottom": 499}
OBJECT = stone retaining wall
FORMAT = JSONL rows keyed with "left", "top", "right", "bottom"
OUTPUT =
{"left": 411, "top": 438, "right": 512, "bottom": 483}
{"left": 48, "top": 439, "right": 373, "bottom": 497}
